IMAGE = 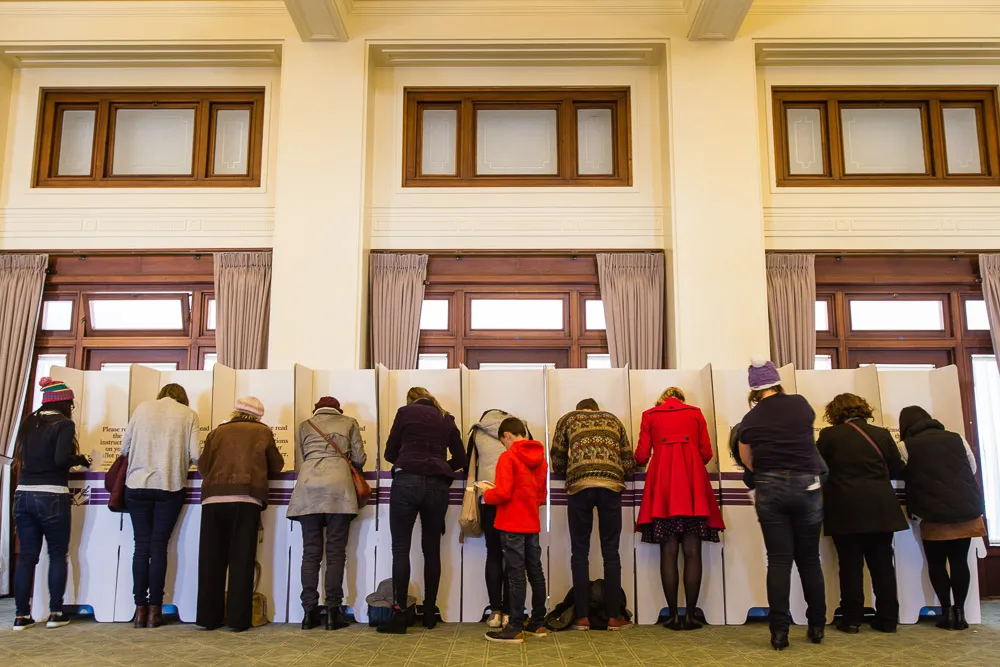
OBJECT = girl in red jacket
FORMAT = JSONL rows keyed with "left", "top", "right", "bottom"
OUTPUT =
{"left": 635, "top": 387, "right": 724, "bottom": 631}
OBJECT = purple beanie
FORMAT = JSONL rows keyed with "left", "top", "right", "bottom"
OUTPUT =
{"left": 748, "top": 358, "right": 782, "bottom": 391}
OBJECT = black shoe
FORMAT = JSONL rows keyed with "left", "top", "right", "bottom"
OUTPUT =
{"left": 663, "top": 614, "right": 683, "bottom": 631}
{"left": 301, "top": 608, "right": 322, "bottom": 630}
{"left": 13, "top": 616, "right": 35, "bottom": 631}
{"left": 807, "top": 625, "right": 825, "bottom": 644}
{"left": 46, "top": 612, "right": 71, "bottom": 629}
{"left": 485, "top": 625, "right": 525, "bottom": 644}
{"left": 326, "top": 607, "right": 350, "bottom": 631}
{"left": 770, "top": 629, "right": 789, "bottom": 651}
{"left": 376, "top": 608, "right": 409, "bottom": 635}
{"left": 681, "top": 615, "right": 703, "bottom": 631}
{"left": 953, "top": 606, "right": 969, "bottom": 631}
{"left": 422, "top": 606, "right": 438, "bottom": 630}
{"left": 836, "top": 621, "right": 861, "bottom": 634}
{"left": 935, "top": 606, "right": 955, "bottom": 630}
{"left": 523, "top": 618, "right": 548, "bottom": 637}
{"left": 870, "top": 619, "right": 897, "bottom": 633}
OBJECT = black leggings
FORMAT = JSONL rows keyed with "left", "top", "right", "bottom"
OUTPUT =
{"left": 923, "top": 538, "right": 972, "bottom": 609}
{"left": 660, "top": 533, "right": 702, "bottom": 617}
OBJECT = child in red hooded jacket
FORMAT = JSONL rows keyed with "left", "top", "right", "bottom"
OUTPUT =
{"left": 477, "top": 417, "right": 548, "bottom": 643}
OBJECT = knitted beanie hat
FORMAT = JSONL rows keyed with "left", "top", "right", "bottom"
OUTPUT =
{"left": 40, "top": 377, "right": 74, "bottom": 404}
{"left": 314, "top": 396, "right": 342, "bottom": 413}
{"left": 234, "top": 396, "right": 265, "bottom": 418}
{"left": 748, "top": 358, "right": 782, "bottom": 391}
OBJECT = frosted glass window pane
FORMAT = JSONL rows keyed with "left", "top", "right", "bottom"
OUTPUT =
{"left": 213, "top": 109, "right": 251, "bottom": 175}
{"left": 587, "top": 354, "right": 612, "bottom": 369}
{"left": 33, "top": 354, "right": 68, "bottom": 410}
{"left": 577, "top": 108, "right": 614, "bottom": 175}
{"left": 57, "top": 110, "right": 96, "bottom": 176}
{"left": 966, "top": 299, "right": 990, "bottom": 330}
{"left": 860, "top": 362, "right": 936, "bottom": 371}
{"left": 480, "top": 363, "right": 556, "bottom": 371}
{"left": 786, "top": 108, "right": 824, "bottom": 175}
{"left": 470, "top": 299, "right": 563, "bottom": 330}
{"left": 89, "top": 299, "right": 184, "bottom": 330}
{"left": 850, "top": 300, "right": 944, "bottom": 331}
{"left": 203, "top": 353, "right": 218, "bottom": 371}
{"left": 585, "top": 300, "right": 606, "bottom": 330}
{"left": 476, "top": 109, "right": 558, "bottom": 175}
{"left": 814, "top": 354, "right": 833, "bottom": 370}
{"left": 206, "top": 299, "right": 217, "bottom": 330}
{"left": 112, "top": 108, "right": 195, "bottom": 175}
{"left": 42, "top": 301, "right": 73, "bottom": 331}
{"left": 840, "top": 108, "right": 926, "bottom": 174}
{"left": 421, "top": 109, "right": 457, "bottom": 175}
{"left": 815, "top": 301, "right": 829, "bottom": 331}
{"left": 100, "top": 362, "right": 178, "bottom": 372}
{"left": 943, "top": 107, "right": 983, "bottom": 174}
{"left": 419, "top": 300, "right": 449, "bottom": 330}
{"left": 972, "top": 354, "right": 1000, "bottom": 545}
{"left": 417, "top": 353, "right": 449, "bottom": 370}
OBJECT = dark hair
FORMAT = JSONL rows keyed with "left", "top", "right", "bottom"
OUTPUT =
{"left": 576, "top": 398, "right": 600, "bottom": 411}
{"left": 158, "top": 383, "right": 189, "bottom": 406}
{"left": 498, "top": 417, "right": 528, "bottom": 439}
{"left": 748, "top": 384, "right": 785, "bottom": 407}
{"left": 11, "top": 401, "right": 77, "bottom": 474}
{"left": 898, "top": 405, "right": 933, "bottom": 440}
{"left": 824, "top": 393, "right": 873, "bottom": 425}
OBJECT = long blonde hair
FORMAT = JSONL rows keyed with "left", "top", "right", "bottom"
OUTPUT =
{"left": 406, "top": 387, "right": 446, "bottom": 415}
{"left": 656, "top": 387, "right": 685, "bottom": 405}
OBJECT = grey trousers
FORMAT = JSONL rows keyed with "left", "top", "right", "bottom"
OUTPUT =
{"left": 299, "top": 513, "right": 352, "bottom": 611}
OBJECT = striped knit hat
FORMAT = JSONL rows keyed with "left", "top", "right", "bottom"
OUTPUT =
{"left": 40, "top": 377, "right": 74, "bottom": 404}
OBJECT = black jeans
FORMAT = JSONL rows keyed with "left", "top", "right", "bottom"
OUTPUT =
{"left": 196, "top": 502, "right": 262, "bottom": 631}
{"left": 299, "top": 513, "right": 352, "bottom": 611}
{"left": 501, "top": 531, "right": 546, "bottom": 630}
{"left": 923, "top": 538, "right": 972, "bottom": 609}
{"left": 754, "top": 471, "right": 826, "bottom": 632}
{"left": 388, "top": 472, "right": 451, "bottom": 610}
{"left": 567, "top": 487, "right": 623, "bottom": 619}
{"left": 481, "top": 503, "right": 509, "bottom": 614}
{"left": 832, "top": 532, "right": 898, "bottom": 626}
{"left": 13, "top": 491, "right": 72, "bottom": 617}
{"left": 126, "top": 487, "right": 186, "bottom": 606}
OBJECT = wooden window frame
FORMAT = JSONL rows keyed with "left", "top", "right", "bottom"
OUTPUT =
{"left": 845, "top": 293, "right": 952, "bottom": 340}
{"left": 403, "top": 87, "right": 631, "bottom": 187}
{"left": 464, "top": 291, "right": 571, "bottom": 339}
{"left": 83, "top": 292, "right": 192, "bottom": 337}
{"left": 773, "top": 86, "right": 1000, "bottom": 187}
{"left": 34, "top": 88, "right": 265, "bottom": 188}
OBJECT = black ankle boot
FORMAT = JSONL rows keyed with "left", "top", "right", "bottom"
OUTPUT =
{"left": 376, "top": 607, "right": 409, "bottom": 634}
{"left": 807, "top": 625, "right": 825, "bottom": 644}
{"left": 326, "top": 607, "right": 350, "bottom": 631}
{"left": 771, "top": 629, "right": 790, "bottom": 651}
{"left": 663, "top": 613, "right": 682, "bottom": 631}
{"left": 301, "top": 608, "right": 321, "bottom": 630}
{"left": 422, "top": 606, "right": 438, "bottom": 630}
{"left": 681, "top": 614, "right": 703, "bottom": 631}
{"left": 953, "top": 606, "right": 969, "bottom": 630}
{"left": 935, "top": 606, "right": 955, "bottom": 630}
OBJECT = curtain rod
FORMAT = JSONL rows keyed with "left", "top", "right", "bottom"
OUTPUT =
{"left": 781, "top": 251, "right": 990, "bottom": 258}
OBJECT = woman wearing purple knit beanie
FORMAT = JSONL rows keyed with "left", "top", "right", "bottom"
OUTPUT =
{"left": 736, "top": 359, "right": 827, "bottom": 651}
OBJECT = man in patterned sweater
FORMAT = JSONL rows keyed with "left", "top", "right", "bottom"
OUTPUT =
{"left": 550, "top": 398, "right": 634, "bottom": 631}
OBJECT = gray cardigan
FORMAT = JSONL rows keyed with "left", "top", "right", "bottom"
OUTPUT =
{"left": 287, "top": 408, "right": 367, "bottom": 518}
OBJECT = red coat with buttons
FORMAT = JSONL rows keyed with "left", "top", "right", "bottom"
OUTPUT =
{"left": 634, "top": 398, "right": 724, "bottom": 531}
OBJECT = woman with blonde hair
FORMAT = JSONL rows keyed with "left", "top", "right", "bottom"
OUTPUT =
{"left": 634, "top": 387, "right": 724, "bottom": 630}
{"left": 378, "top": 387, "right": 466, "bottom": 634}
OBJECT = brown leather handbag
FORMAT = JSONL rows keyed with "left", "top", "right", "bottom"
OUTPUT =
{"left": 306, "top": 419, "right": 372, "bottom": 508}
{"left": 105, "top": 454, "right": 129, "bottom": 512}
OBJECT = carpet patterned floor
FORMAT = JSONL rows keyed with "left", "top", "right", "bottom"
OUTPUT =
{"left": 2, "top": 598, "right": 999, "bottom": 666}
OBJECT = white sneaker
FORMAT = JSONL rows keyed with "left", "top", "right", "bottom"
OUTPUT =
{"left": 46, "top": 613, "right": 70, "bottom": 629}
{"left": 487, "top": 611, "right": 503, "bottom": 628}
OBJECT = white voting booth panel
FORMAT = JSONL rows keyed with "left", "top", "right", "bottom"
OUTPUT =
{"left": 375, "top": 368, "right": 464, "bottom": 621}
{"left": 545, "top": 369, "right": 635, "bottom": 614}
{"left": 794, "top": 365, "right": 883, "bottom": 625}
{"left": 878, "top": 366, "right": 985, "bottom": 625}
{"left": 715, "top": 365, "right": 796, "bottom": 624}
{"left": 287, "top": 366, "right": 379, "bottom": 624}
{"left": 628, "top": 366, "right": 724, "bottom": 625}
{"left": 460, "top": 367, "right": 547, "bottom": 622}
{"left": 114, "top": 366, "right": 214, "bottom": 622}
{"left": 32, "top": 367, "right": 128, "bottom": 622}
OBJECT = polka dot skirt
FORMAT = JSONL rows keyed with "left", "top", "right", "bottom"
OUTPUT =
{"left": 639, "top": 516, "right": 721, "bottom": 544}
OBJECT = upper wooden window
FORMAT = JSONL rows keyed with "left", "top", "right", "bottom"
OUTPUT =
{"left": 403, "top": 87, "right": 631, "bottom": 187}
{"left": 773, "top": 87, "right": 1000, "bottom": 187}
{"left": 34, "top": 88, "right": 265, "bottom": 187}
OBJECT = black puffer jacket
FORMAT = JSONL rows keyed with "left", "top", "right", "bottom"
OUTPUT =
{"left": 903, "top": 419, "right": 984, "bottom": 524}
{"left": 544, "top": 580, "right": 631, "bottom": 631}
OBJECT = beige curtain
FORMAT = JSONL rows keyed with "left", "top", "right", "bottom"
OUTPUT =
{"left": 981, "top": 254, "right": 1000, "bottom": 375}
{"left": 766, "top": 253, "right": 816, "bottom": 369}
{"left": 214, "top": 252, "right": 272, "bottom": 370}
{"left": 370, "top": 253, "right": 427, "bottom": 370}
{"left": 596, "top": 253, "right": 665, "bottom": 369}
{"left": 0, "top": 253, "right": 48, "bottom": 596}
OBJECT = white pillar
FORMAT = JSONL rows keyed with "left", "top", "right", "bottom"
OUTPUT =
{"left": 0, "top": 60, "right": 14, "bottom": 210}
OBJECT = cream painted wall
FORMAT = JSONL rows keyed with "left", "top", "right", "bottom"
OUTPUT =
{"left": 0, "top": 62, "right": 12, "bottom": 196}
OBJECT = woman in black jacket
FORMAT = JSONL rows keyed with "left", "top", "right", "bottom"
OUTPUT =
{"left": 817, "top": 393, "right": 907, "bottom": 634}
{"left": 11, "top": 378, "right": 91, "bottom": 631}
{"left": 378, "top": 387, "right": 466, "bottom": 634}
{"left": 899, "top": 406, "right": 986, "bottom": 631}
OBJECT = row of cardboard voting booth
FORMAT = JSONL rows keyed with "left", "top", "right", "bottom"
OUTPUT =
{"left": 30, "top": 363, "right": 985, "bottom": 626}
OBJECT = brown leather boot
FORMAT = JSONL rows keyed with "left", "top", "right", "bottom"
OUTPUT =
{"left": 148, "top": 605, "right": 164, "bottom": 629}
{"left": 133, "top": 606, "right": 149, "bottom": 629}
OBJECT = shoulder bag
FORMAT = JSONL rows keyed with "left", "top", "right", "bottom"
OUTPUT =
{"left": 459, "top": 446, "right": 482, "bottom": 541}
{"left": 306, "top": 419, "right": 372, "bottom": 508}
{"left": 105, "top": 454, "right": 129, "bottom": 512}
{"left": 847, "top": 421, "right": 888, "bottom": 476}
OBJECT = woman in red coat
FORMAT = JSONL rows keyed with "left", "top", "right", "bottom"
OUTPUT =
{"left": 635, "top": 387, "right": 724, "bottom": 631}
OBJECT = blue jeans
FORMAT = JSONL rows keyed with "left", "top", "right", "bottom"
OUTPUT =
{"left": 501, "top": 531, "right": 546, "bottom": 630}
{"left": 388, "top": 472, "right": 451, "bottom": 610}
{"left": 754, "top": 471, "right": 826, "bottom": 631}
{"left": 126, "top": 487, "right": 185, "bottom": 606}
{"left": 13, "top": 490, "right": 72, "bottom": 617}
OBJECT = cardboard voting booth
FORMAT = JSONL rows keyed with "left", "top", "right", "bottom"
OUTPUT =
{"left": 544, "top": 368, "right": 635, "bottom": 615}
{"left": 878, "top": 366, "right": 985, "bottom": 625}
{"left": 375, "top": 367, "right": 464, "bottom": 621}
{"left": 715, "top": 364, "right": 796, "bottom": 624}
{"left": 287, "top": 365, "right": 379, "bottom": 623}
{"left": 628, "top": 366, "right": 724, "bottom": 625}
{"left": 459, "top": 366, "right": 548, "bottom": 621}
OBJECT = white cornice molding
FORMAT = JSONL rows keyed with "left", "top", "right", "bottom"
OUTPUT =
{"left": 0, "top": 42, "right": 283, "bottom": 68}
{"left": 756, "top": 40, "right": 1000, "bottom": 66}
{"left": 764, "top": 206, "right": 1000, "bottom": 239}
{"left": 751, "top": 0, "right": 1000, "bottom": 15}
{"left": 347, "top": 0, "right": 687, "bottom": 16}
{"left": 687, "top": 0, "right": 754, "bottom": 41}
{"left": 0, "top": 1, "right": 288, "bottom": 18}
{"left": 370, "top": 42, "right": 665, "bottom": 67}
{"left": 284, "top": 0, "right": 349, "bottom": 41}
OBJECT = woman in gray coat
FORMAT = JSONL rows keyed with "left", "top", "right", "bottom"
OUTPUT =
{"left": 288, "top": 397, "right": 367, "bottom": 631}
